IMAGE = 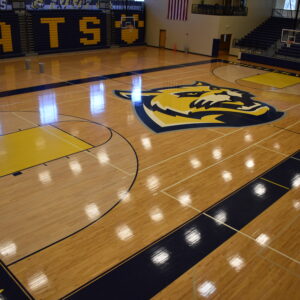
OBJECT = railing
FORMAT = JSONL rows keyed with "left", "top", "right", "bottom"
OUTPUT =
{"left": 191, "top": 4, "right": 247, "bottom": 16}
{"left": 272, "top": 9, "right": 298, "bottom": 18}
{"left": 111, "top": 1, "right": 144, "bottom": 11}
{"left": 19, "top": 0, "right": 144, "bottom": 12}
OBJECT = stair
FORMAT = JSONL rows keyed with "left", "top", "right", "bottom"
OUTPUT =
{"left": 237, "top": 17, "right": 294, "bottom": 51}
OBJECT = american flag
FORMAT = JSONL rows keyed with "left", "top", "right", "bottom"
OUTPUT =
{"left": 167, "top": 0, "right": 189, "bottom": 21}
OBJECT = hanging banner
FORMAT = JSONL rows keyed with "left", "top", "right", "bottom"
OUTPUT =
{"left": 112, "top": 11, "right": 145, "bottom": 46}
{"left": 26, "top": 0, "right": 104, "bottom": 10}
{"left": 31, "top": 11, "right": 107, "bottom": 53}
{"left": 0, "top": 13, "right": 22, "bottom": 57}
{"left": 0, "top": 0, "right": 13, "bottom": 10}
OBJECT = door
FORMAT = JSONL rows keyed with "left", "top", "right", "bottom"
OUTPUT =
{"left": 159, "top": 30, "right": 166, "bottom": 48}
{"left": 219, "top": 34, "right": 232, "bottom": 54}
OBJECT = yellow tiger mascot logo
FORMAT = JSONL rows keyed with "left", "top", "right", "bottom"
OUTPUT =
{"left": 31, "top": 0, "right": 45, "bottom": 9}
{"left": 115, "top": 81, "right": 283, "bottom": 133}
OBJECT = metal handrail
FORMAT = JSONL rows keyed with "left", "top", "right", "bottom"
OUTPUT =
{"left": 272, "top": 9, "right": 298, "bottom": 18}
{"left": 191, "top": 4, "right": 248, "bottom": 16}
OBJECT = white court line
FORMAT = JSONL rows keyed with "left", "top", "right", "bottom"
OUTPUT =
{"left": 206, "top": 128, "right": 226, "bottom": 135}
{"left": 12, "top": 112, "right": 132, "bottom": 176}
{"left": 256, "top": 144, "right": 288, "bottom": 158}
{"left": 140, "top": 127, "right": 243, "bottom": 173}
{"left": 260, "top": 255, "right": 300, "bottom": 279}
{"left": 161, "top": 190, "right": 300, "bottom": 265}
{"left": 142, "top": 67, "right": 211, "bottom": 80}
{"left": 283, "top": 103, "right": 300, "bottom": 111}
{"left": 203, "top": 213, "right": 300, "bottom": 265}
{"left": 162, "top": 119, "right": 299, "bottom": 192}
{"left": 0, "top": 93, "right": 92, "bottom": 109}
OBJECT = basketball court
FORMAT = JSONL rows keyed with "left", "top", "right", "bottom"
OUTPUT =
{"left": 0, "top": 46, "right": 299, "bottom": 299}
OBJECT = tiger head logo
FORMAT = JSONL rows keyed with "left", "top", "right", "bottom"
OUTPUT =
{"left": 31, "top": 0, "right": 45, "bottom": 9}
{"left": 115, "top": 81, "right": 283, "bottom": 133}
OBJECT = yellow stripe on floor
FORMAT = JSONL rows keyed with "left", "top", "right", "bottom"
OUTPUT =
{"left": 0, "top": 126, "right": 92, "bottom": 176}
{"left": 242, "top": 72, "right": 300, "bottom": 88}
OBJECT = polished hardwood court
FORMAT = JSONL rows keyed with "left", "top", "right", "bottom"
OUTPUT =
{"left": 0, "top": 46, "right": 299, "bottom": 299}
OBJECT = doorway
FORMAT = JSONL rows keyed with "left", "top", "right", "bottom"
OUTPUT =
{"left": 219, "top": 34, "right": 232, "bottom": 55}
{"left": 159, "top": 30, "right": 166, "bottom": 48}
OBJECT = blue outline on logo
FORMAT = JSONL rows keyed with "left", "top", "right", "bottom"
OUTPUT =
{"left": 115, "top": 81, "right": 284, "bottom": 133}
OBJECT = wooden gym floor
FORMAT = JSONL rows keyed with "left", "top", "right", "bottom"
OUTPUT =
{"left": 0, "top": 46, "right": 299, "bottom": 299}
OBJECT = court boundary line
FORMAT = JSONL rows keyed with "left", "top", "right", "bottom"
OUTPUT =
{"left": 0, "top": 59, "right": 219, "bottom": 98}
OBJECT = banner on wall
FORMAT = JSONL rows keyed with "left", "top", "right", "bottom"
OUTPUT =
{"left": 0, "top": 0, "right": 13, "bottom": 10}
{"left": 112, "top": 11, "right": 145, "bottom": 46}
{"left": 26, "top": 0, "right": 106, "bottom": 10}
{"left": 0, "top": 13, "right": 22, "bottom": 57}
{"left": 31, "top": 12, "right": 107, "bottom": 53}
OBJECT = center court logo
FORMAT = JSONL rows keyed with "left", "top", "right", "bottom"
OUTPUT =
{"left": 115, "top": 81, "right": 284, "bottom": 133}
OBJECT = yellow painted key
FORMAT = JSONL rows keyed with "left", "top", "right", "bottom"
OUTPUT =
{"left": 0, "top": 126, "right": 92, "bottom": 176}
{"left": 242, "top": 72, "right": 300, "bottom": 88}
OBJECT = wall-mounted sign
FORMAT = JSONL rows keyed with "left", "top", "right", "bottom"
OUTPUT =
{"left": 0, "top": 0, "right": 13, "bottom": 10}
{"left": 31, "top": 11, "right": 107, "bottom": 53}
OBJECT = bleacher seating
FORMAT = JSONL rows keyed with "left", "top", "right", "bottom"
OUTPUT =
{"left": 276, "top": 43, "right": 300, "bottom": 58}
{"left": 237, "top": 17, "right": 294, "bottom": 51}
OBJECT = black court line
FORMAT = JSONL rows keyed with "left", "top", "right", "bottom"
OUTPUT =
{"left": 0, "top": 59, "right": 219, "bottom": 98}
{"left": 62, "top": 151, "right": 299, "bottom": 300}
{"left": 51, "top": 125, "right": 95, "bottom": 148}
{"left": 7, "top": 113, "right": 139, "bottom": 267}
{"left": 0, "top": 260, "right": 33, "bottom": 299}
{"left": 0, "top": 125, "right": 39, "bottom": 137}
{"left": 50, "top": 120, "right": 113, "bottom": 147}
{"left": 51, "top": 123, "right": 112, "bottom": 148}
{"left": 0, "top": 58, "right": 299, "bottom": 99}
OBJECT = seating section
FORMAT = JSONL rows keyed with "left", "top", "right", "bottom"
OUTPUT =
{"left": 237, "top": 17, "right": 294, "bottom": 50}
{"left": 277, "top": 43, "right": 300, "bottom": 58}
